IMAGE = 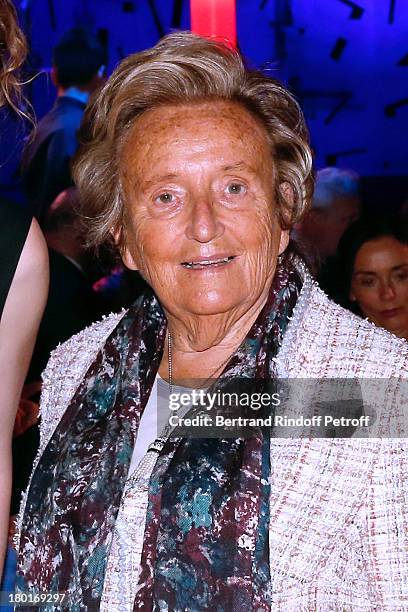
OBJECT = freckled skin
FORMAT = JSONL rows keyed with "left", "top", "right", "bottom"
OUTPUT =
{"left": 350, "top": 237, "right": 408, "bottom": 340}
{"left": 120, "top": 100, "right": 289, "bottom": 378}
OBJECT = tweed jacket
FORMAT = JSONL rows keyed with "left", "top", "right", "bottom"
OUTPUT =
{"left": 18, "top": 276, "right": 408, "bottom": 611}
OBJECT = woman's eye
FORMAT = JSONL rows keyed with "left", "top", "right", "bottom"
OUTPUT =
{"left": 360, "top": 278, "right": 376, "bottom": 288}
{"left": 226, "top": 183, "right": 246, "bottom": 195}
{"left": 393, "top": 271, "right": 408, "bottom": 282}
{"left": 155, "top": 192, "right": 173, "bottom": 204}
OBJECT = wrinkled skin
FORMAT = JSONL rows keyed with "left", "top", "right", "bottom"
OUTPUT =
{"left": 350, "top": 236, "right": 408, "bottom": 340}
{"left": 120, "top": 100, "right": 289, "bottom": 378}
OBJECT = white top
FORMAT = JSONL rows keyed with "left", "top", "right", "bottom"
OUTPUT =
{"left": 103, "top": 375, "right": 198, "bottom": 611}
{"left": 102, "top": 375, "right": 164, "bottom": 611}
{"left": 129, "top": 375, "right": 195, "bottom": 472}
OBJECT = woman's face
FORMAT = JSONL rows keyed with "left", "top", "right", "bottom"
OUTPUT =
{"left": 120, "top": 100, "right": 288, "bottom": 319}
{"left": 350, "top": 236, "right": 408, "bottom": 339}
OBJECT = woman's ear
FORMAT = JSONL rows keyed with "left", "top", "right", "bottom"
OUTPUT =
{"left": 278, "top": 229, "right": 290, "bottom": 255}
{"left": 110, "top": 227, "right": 138, "bottom": 270}
{"left": 349, "top": 289, "right": 357, "bottom": 302}
{"left": 279, "top": 181, "right": 294, "bottom": 205}
{"left": 278, "top": 181, "right": 296, "bottom": 229}
{"left": 277, "top": 182, "right": 292, "bottom": 255}
{"left": 121, "top": 247, "right": 138, "bottom": 271}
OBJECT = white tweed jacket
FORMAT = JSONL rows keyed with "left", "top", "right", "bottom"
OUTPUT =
{"left": 19, "top": 276, "right": 408, "bottom": 611}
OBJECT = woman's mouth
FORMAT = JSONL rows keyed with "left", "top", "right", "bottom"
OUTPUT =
{"left": 380, "top": 308, "right": 402, "bottom": 318}
{"left": 181, "top": 256, "right": 236, "bottom": 270}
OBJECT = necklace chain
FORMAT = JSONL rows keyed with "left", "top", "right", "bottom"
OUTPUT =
{"left": 123, "top": 332, "right": 232, "bottom": 492}
{"left": 168, "top": 329, "right": 173, "bottom": 394}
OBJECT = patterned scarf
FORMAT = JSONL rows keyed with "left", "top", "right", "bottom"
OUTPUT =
{"left": 16, "top": 256, "right": 302, "bottom": 611}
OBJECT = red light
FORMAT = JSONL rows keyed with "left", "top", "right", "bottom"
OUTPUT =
{"left": 190, "top": 0, "right": 236, "bottom": 48}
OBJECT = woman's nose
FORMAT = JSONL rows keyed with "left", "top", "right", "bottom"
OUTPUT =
{"left": 379, "top": 281, "right": 397, "bottom": 301}
{"left": 185, "top": 198, "right": 225, "bottom": 243}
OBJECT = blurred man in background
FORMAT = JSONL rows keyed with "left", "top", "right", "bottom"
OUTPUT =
{"left": 21, "top": 28, "right": 105, "bottom": 221}
{"left": 296, "top": 167, "right": 362, "bottom": 294}
{"left": 297, "top": 167, "right": 361, "bottom": 266}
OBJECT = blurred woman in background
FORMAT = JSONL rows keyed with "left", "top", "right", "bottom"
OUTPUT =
{"left": 0, "top": 0, "right": 49, "bottom": 578}
{"left": 334, "top": 215, "right": 408, "bottom": 340}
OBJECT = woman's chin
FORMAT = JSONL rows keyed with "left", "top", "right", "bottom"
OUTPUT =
{"left": 176, "top": 292, "right": 247, "bottom": 317}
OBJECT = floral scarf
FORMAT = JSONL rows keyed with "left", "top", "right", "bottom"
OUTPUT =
{"left": 16, "top": 256, "right": 302, "bottom": 611}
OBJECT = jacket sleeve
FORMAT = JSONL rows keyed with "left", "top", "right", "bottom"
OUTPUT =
{"left": 38, "top": 311, "right": 126, "bottom": 446}
{"left": 15, "top": 312, "right": 125, "bottom": 550}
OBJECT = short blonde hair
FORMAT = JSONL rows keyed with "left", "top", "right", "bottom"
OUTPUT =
{"left": 73, "top": 31, "right": 314, "bottom": 252}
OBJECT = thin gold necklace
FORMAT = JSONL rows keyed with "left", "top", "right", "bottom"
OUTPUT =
{"left": 167, "top": 331, "right": 232, "bottom": 393}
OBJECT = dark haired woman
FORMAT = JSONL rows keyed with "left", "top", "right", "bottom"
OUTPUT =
{"left": 334, "top": 215, "right": 408, "bottom": 340}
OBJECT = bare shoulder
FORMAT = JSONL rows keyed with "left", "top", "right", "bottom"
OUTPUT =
{"left": 0, "top": 219, "right": 49, "bottom": 432}
{"left": 2, "top": 218, "right": 49, "bottom": 336}
{"left": 3, "top": 218, "right": 49, "bottom": 320}
{"left": 13, "top": 218, "right": 48, "bottom": 284}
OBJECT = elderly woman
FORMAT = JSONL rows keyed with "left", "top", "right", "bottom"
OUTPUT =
{"left": 16, "top": 33, "right": 407, "bottom": 611}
